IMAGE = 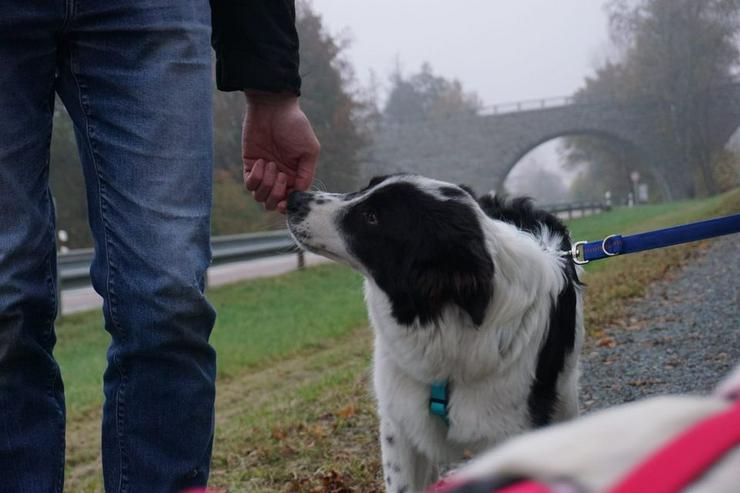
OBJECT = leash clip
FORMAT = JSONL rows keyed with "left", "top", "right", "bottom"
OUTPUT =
{"left": 571, "top": 241, "right": 589, "bottom": 265}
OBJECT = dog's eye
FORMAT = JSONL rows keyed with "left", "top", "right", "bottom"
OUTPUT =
{"left": 363, "top": 211, "right": 379, "bottom": 225}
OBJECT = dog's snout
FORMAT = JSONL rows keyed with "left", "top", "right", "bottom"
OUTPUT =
{"left": 287, "top": 191, "right": 311, "bottom": 222}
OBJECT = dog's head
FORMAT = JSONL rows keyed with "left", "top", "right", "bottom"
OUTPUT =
{"left": 287, "top": 175, "right": 494, "bottom": 327}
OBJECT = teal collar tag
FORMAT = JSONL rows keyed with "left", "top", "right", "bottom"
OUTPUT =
{"left": 429, "top": 381, "right": 450, "bottom": 426}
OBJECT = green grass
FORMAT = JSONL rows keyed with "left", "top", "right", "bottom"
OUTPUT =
{"left": 57, "top": 264, "right": 365, "bottom": 416}
{"left": 568, "top": 192, "right": 736, "bottom": 273}
{"left": 60, "top": 189, "right": 740, "bottom": 492}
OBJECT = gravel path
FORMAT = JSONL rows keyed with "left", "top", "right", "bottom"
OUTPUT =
{"left": 579, "top": 235, "right": 739, "bottom": 413}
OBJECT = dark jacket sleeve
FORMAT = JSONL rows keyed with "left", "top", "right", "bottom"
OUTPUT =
{"left": 210, "top": 0, "right": 301, "bottom": 94}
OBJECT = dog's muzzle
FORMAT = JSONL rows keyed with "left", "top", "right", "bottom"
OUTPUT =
{"left": 287, "top": 191, "right": 312, "bottom": 224}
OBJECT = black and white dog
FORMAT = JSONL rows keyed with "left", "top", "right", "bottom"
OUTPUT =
{"left": 286, "top": 174, "right": 584, "bottom": 492}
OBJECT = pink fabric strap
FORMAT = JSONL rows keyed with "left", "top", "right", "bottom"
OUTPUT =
{"left": 608, "top": 400, "right": 740, "bottom": 493}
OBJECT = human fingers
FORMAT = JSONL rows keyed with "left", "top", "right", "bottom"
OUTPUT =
{"left": 243, "top": 158, "right": 257, "bottom": 176}
{"left": 253, "top": 161, "right": 277, "bottom": 203}
{"left": 245, "top": 159, "right": 265, "bottom": 191}
{"left": 264, "top": 172, "right": 288, "bottom": 212}
{"left": 293, "top": 150, "right": 319, "bottom": 192}
{"left": 276, "top": 200, "right": 287, "bottom": 214}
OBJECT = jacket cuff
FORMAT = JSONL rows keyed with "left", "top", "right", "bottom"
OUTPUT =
{"left": 215, "top": 49, "right": 301, "bottom": 95}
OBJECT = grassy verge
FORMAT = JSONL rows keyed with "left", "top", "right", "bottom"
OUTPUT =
{"left": 61, "top": 189, "right": 740, "bottom": 492}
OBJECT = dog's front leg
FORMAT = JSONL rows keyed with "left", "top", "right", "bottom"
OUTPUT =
{"left": 380, "top": 419, "right": 437, "bottom": 493}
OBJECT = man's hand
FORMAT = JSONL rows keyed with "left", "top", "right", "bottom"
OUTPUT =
{"left": 242, "top": 91, "right": 320, "bottom": 213}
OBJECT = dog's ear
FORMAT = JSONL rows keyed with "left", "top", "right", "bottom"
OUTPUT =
{"left": 404, "top": 245, "right": 494, "bottom": 327}
{"left": 449, "top": 266, "right": 493, "bottom": 326}
{"left": 458, "top": 185, "right": 477, "bottom": 199}
{"left": 368, "top": 175, "right": 391, "bottom": 188}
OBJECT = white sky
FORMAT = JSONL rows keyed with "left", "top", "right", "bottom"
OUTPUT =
{"left": 307, "top": 0, "right": 611, "bottom": 105}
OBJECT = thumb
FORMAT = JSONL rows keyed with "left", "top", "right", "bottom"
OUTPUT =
{"left": 294, "top": 152, "right": 319, "bottom": 192}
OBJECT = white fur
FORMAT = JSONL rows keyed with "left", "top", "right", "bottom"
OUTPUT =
{"left": 289, "top": 176, "right": 584, "bottom": 492}
{"left": 449, "top": 363, "right": 740, "bottom": 492}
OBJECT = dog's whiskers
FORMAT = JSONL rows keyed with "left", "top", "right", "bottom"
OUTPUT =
{"left": 310, "top": 178, "right": 328, "bottom": 193}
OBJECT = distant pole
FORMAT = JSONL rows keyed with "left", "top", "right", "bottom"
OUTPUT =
{"left": 630, "top": 171, "right": 640, "bottom": 206}
{"left": 56, "top": 261, "right": 62, "bottom": 320}
{"left": 297, "top": 251, "right": 305, "bottom": 270}
{"left": 54, "top": 200, "right": 62, "bottom": 321}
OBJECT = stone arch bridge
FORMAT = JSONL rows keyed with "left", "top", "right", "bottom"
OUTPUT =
{"left": 362, "top": 82, "right": 740, "bottom": 200}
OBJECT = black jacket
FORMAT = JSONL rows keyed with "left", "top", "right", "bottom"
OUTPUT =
{"left": 210, "top": 0, "right": 301, "bottom": 94}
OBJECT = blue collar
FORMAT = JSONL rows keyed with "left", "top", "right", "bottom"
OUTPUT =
{"left": 430, "top": 381, "right": 450, "bottom": 426}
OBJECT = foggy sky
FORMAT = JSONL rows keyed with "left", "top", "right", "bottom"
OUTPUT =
{"left": 308, "top": 0, "right": 611, "bottom": 105}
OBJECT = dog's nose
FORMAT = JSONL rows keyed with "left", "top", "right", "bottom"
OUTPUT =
{"left": 287, "top": 191, "right": 309, "bottom": 212}
{"left": 287, "top": 191, "right": 311, "bottom": 221}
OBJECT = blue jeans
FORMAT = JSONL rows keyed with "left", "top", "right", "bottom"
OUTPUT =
{"left": 0, "top": 1, "right": 217, "bottom": 491}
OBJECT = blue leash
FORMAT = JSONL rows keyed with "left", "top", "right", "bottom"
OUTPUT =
{"left": 429, "top": 213, "right": 740, "bottom": 426}
{"left": 570, "top": 213, "right": 740, "bottom": 265}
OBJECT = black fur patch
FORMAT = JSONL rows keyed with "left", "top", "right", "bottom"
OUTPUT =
{"left": 339, "top": 182, "right": 494, "bottom": 326}
{"left": 478, "top": 195, "right": 579, "bottom": 427}
{"left": 342, "top": 174, "right": 399, "bottom": 201}
{"left": 459, "top": 185, "right": 477, "bottom": 198}
{"left": 443, "top": 475, "right": 527, "bottom": 493}
{"left": 439, "top": 186, "right": 465, "bottom": 198}
{"left": 528, "top": 282, "right": 577, "bottom": 426}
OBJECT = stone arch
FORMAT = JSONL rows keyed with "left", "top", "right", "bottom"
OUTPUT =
{"left": 498, "top": 129, "right": 674, "bottom": 201}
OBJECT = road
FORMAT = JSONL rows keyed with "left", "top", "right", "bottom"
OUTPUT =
{"left": 61, "top": 252, "right": 330, "bottom": 315}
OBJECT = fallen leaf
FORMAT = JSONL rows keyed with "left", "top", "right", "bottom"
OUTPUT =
{"left": 337, "top": 403, "right": 356, "bottom": 419}
{"left": 271, "top": 427, "right": 287, "bottom": 441}
{"left": 308, "top": 424, "right": 327, "bottom": 439}
{"left": 596, "top": 336, "right": 617, "bottom": 348}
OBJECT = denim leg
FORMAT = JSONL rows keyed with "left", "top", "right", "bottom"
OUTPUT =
{"left": 0, "top": 4, "right": 66, "bottom": 493}
{"left": 54, "top": 1, "right": 217, "bottom": 491}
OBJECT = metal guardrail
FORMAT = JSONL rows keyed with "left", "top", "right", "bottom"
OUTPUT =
{"left": 58, "top": 229, "right": 300, "bottom": 292}
{"left": 541, "top": 201, "right": 608, "bottom": 219}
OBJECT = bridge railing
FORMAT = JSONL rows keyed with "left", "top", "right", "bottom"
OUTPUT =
{"left": 480, "top": 95, "right": 577, "bottom": 115}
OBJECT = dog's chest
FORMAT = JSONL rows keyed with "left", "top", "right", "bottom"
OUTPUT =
{"left": 374, "top": 341, "right": 533, "bottom": 458}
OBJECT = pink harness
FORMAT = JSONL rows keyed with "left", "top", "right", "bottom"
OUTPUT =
{"left": 432, "top": 399, "right": 740, "bottom": 493}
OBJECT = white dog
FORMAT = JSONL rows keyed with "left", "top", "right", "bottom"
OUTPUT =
{"left": 286, "top": 175, "right": 584, "bottom": 492}
{"left": 433, "top": 363, "right": 740, "bottom": 493}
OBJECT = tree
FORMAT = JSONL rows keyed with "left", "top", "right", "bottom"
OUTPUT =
{"left": 383, "top": 62, "right": 482, "bottom": 123}
{"left": 295, "top": 1, "right": 371, "bottom": 192}
{"left": 563, "top": 0, "right": 740, "bottom": 199}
